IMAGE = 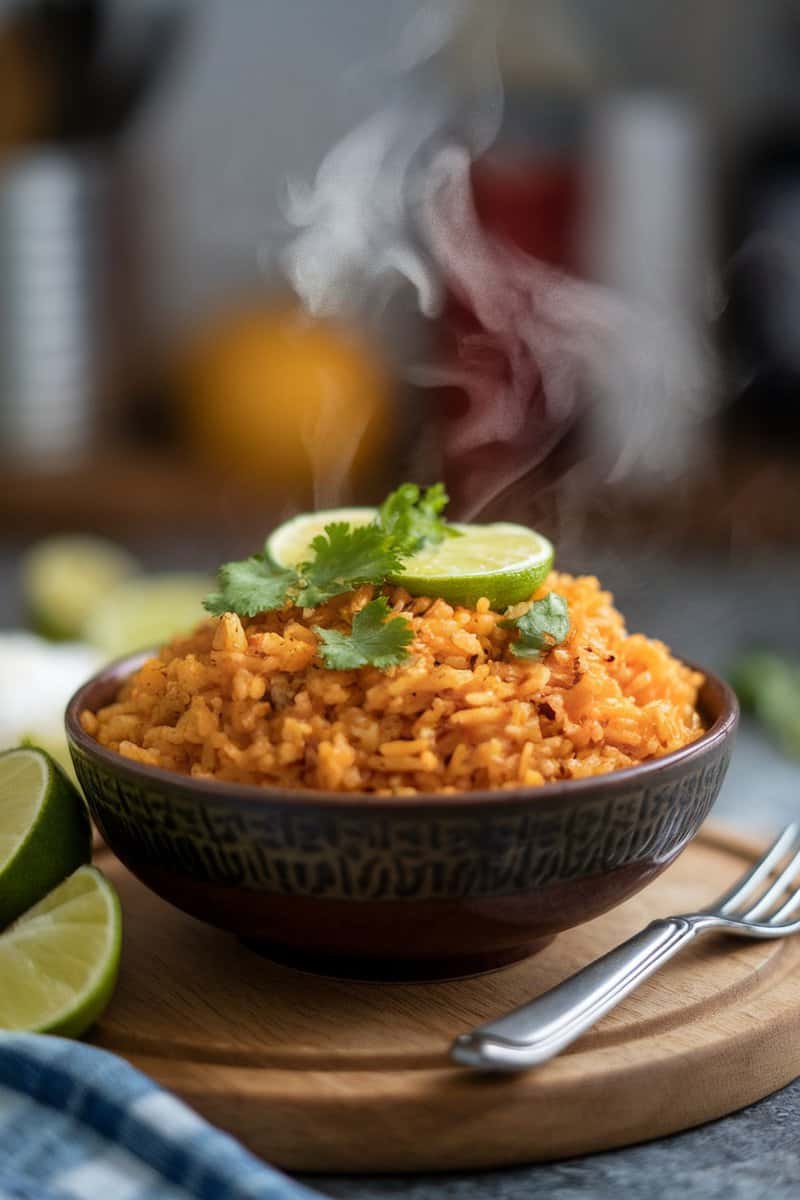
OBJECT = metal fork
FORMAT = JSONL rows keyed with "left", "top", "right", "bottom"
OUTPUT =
{"left": 451, "top": 823, "right": 800, "bottom": 1072}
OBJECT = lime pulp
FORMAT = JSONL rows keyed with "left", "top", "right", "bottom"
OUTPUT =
{"left": 395, "top": 522, "right": 553, "bottom": 609}
{"left": 267, "top": 508, "right": 376, "bottom": 566}
{"left": 0, "top": 865, "right": 121, "bottom": 1036}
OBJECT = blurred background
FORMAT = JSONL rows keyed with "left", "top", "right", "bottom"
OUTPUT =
{"left": 1, "top": 0, "right": 799, "bottom": 823}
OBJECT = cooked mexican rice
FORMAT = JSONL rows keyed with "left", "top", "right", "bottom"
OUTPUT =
{"left": 82, "top": 573, "right": 705, "bottom": 794}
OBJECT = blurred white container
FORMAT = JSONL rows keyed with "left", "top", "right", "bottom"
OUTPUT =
{"left": 0, "top": 151, "right": 105, "bottom": 463}
{"left": 580, "top": 94, "right": 714, "bottom": 488}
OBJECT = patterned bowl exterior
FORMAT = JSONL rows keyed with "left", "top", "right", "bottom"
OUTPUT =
{"left": 66, "top": 657, "right": 737, "bottom": 978}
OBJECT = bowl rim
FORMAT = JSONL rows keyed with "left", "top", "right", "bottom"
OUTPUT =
{"left": 65, "top": 650, "right": 738, "bottom": 811}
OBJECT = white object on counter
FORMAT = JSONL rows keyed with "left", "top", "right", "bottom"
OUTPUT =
{"left": 0, "top": 633, "right": 103, "bottom": 750}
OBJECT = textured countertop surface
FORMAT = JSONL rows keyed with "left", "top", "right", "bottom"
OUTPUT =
{"left": 2, "top": 543, "right": 799, "bottom": 1198}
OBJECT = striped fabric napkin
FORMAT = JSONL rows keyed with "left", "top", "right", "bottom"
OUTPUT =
{"left": 0, "top": 1034, "right": 323, "bottom": 1200}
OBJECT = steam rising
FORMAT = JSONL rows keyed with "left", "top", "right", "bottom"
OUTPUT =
{"left": 417, "top": 145, "right": 712, "bottom": 511}
{"left": 280, "top": 7, "right": 713, "bottom": 518}
{"left": 282, "top": 102, "right": 445, "bottom": 320}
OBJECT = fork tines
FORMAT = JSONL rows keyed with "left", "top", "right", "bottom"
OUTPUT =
{"left": 714, "top": 823, "right": 800, "bottom": 927}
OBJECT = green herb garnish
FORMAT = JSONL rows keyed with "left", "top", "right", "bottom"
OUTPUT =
{"left": 295, "top": 522, "right": 404, "bottom": 608}
{"left": 202, "top": 483, "right": 462, "bottom": 668}
{"left": 377, "top": 482, "right": 460, "bottom": 555}
{"left": 203, "top": 484, "right": 567, "bottom": 673}
{"left": 203, "top": 557, "right": 297, "bottom": 618}
{"left": 314, "top": 596, "right": 413, "bottom": 670}
{"left": 501, "top": 592, "right": 570, "bottom": 659}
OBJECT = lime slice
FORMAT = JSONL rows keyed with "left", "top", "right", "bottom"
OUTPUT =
{"left": 0, "top": 747, "right": 92, "bottom": 929}
{"left": 267, "top": 508, "right": 376, "bottom": 566}
{"left": 83, "top": 573, "right": 211, "bottom": 657}
{"left": 394, "top": 523, "right": 554, "bottom": 609}
{"left": 0, "top": 865, "right": 121, "bottom": 1036}
{"left": 268, "top": 510, "right": 554, "bottom": 610}
{"left": 22, "top": 536, "right": 139, "bottom": 641}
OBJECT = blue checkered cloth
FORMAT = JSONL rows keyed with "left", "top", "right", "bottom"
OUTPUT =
{"left": 0, "top": 1034, "right": 323, "bottom": 1200}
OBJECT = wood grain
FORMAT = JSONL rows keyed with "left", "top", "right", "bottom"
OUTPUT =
{"left": 90, "top": 825, "right": 800, "bottom": 1172}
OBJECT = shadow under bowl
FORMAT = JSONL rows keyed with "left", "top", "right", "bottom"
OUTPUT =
{"left": 66, "top": 656, "right": 737, "bottom": 980}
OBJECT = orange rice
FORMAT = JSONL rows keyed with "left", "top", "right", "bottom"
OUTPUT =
{"left": 81, "top": 573, "right": 705, "bottom": 794}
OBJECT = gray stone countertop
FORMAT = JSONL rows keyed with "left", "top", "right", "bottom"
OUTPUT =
{"left": 2, "top": 542, "right": 799, "bottom": 1198}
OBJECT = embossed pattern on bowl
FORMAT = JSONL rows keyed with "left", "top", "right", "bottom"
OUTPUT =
{"left": 66, "top": 655, "right": 737, "bottom": 979}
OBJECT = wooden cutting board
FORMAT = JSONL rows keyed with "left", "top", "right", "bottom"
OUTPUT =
{"left": 89, "top": 825, "right": 800, "bottom": 1173}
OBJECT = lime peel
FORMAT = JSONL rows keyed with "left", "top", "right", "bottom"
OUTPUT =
{"left": 0, "top": 747, "right": 92, "bottom": 929}
{"left": 391, "top": 522, "right": 554, "bottom": 609}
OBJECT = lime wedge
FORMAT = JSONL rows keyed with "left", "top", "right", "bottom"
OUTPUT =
{"left": 22, "top": 536, "right": 139, "bottom": 641}
{"left": 0, "top": 747, "right": 92, "bottom": 929}
{"left": 83, "top": 573, "right": 211, "bottom": 657}
{"left": 0, "top": 865, "right": 121, "bottom": 1036}
{"left": 393, "top": 523, "right": 554, "bottom": 609}
{"left": 268, "top": 510, "right": 554, "bottom": 610}
{"left": 267, "top": 508, "right": 376, "bottom": 566}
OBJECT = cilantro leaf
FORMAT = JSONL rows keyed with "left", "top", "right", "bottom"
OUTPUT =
{"left": 501, "top": 592, "right": 570, "bottom": 659}
{"left": 204, "top": 480, "right": 459, "bottom": 657}
{"left": 378, "top": 482, "right": 461, "bottom": 554}
{"left": 203, "top": 556, "right": 297, "bottom": 617}
{"left": 314, "top": 597, "right": 413, "bottom": 669}
{"left": 295, "top": 522, "right": 404, "bottom": 607}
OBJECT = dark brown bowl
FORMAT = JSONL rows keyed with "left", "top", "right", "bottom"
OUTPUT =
{"left": 66, "top": 654, "right": 737, "bottom": 980}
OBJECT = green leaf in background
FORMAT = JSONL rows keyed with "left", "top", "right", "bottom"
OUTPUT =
{"left": 729, "top": 651, "right": 800, "bottom": 758}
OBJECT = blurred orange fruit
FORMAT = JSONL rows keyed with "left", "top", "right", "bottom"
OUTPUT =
{"left": 177, "top": 305, "right": 391, "bottom": 496}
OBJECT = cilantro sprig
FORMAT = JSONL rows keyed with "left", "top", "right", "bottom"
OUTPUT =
{"left": 204, "top": 483, "right": 569, "bottom": 672}
{"left": 377, "top": 482, "right": 459, "bottom": 555}
{"left": 295, "top": 522, "right": 404, "bottom": 608}
{"left": 204, "top": 558, "right": 296, "bottom": 618}
{"left": 501, "top": 593, "right": 570, "bottom": 659}
{"left": 202, "top": 483, "right": 460, "bottom": 668}
{"left": 314, "top": 597, "right": 413, "bottom": 670}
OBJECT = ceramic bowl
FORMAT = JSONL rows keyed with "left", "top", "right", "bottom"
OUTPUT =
{"left": 66, "top": 654, "right": 737, "bottom": 979}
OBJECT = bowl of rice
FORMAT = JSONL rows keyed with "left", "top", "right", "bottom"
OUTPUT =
{"left": 66, "top": 565, "right": 736, "bottom": 979}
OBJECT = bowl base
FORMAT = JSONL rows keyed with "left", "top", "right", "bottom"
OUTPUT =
{"left": 239, "top": 935, "right": 556, "bottom": 982}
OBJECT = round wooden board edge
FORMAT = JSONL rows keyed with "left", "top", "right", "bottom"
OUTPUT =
{"left": 107, "top": 821, "right": 800, "bottom": 1173}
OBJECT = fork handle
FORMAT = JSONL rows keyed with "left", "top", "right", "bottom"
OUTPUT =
{"left": 451, "top": 916, "right": 698, "bottom": 1071}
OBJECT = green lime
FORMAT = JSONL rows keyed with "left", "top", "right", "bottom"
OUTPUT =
{"left": 393, "top": 523, "right": 554, "bottom": 609}
{"left": 0, "top": 747, "right": 92, "bottom": 929}
{"left": 22, "top": 536, "right": 139, "bottom": 641}
{"left": 0, "top": 865, "right": 121, "bottom": 1037}
{"left": 83, "top": 573, "right": 212, "bottom": 657}
{"left": 268, "top": 510, "right": 554, "bottom": 610}
{"left": 267, "top": 507, "right": 376, "bottom": 566}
